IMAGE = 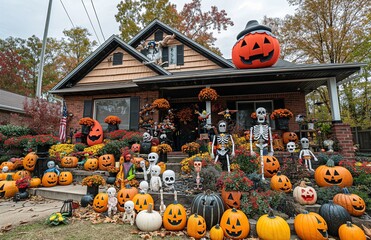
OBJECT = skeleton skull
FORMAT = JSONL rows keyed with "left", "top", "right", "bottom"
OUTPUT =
{"left": 162, "top": 170, "right": 175, "bottom": 188}
{"left": 151, "top": 165, "right": 161, "bottom": 177}
{"left": 107, "top": 187, "right": 116, "bottom": 198}
{"left": 139, "top": 181, "right": 149, "bottom": 193}
{"left": 300, "top": 137, "right": 310, "bottom": 149}
{"left": 47, "top": 161, "right": 55, "bottom": 169}
{"left": 256, "top": 107, "right": 267, "bottom": 123}
{"left": 159, "top": 133, "right": 167, "bottom": 143}
{"left": 287, "top": 142, "right": 296, "bottom": 153}
{"left": 2, "top": 166, "right": 9, "bottom": 173}
{"left": 193, "top": 160, "right": 202, "bottom": 173}
{"left": 147, "top": 152, "right": 159, "bottom": 165}
{"left": 218, "top": 120, "right": 227, "bottom": 133}
{"left": 124, "top": 200, "right": 134, "bottom": 214}
{"left": 142, "top": 132, "right": 152, "bottom": 142}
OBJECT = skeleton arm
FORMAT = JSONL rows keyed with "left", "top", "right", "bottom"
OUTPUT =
{"left": 309, "top": 150, "right": 318, "bottom": 161}
{"left": 230, "top": 134, "right": 235, "bottom": 157}
{"left": 210, "top": 135, "right": 216, "bottom": 159}
{"left": 249, "top": 127, "right": 254, "bottom": 154}
{"left": 268, "top": 126, "right": 274, "bottom": 155}
{"left": 298, "top": 150, "right": 303, "bottom": 159}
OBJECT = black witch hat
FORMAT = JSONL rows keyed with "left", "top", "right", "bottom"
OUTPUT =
{"left": 236, "top": 20, "right": 272, "bottom": 40}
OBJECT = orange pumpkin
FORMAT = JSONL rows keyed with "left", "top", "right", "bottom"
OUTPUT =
{"left": 157, "top": 162, "right": 166, "bottom": 174}
{"left": 0, "top": 175, "right": 18, "bottom": 198}
{"left": 84, "top": 158, "right": 98, "bottom": 171}
{"left": 23, "top": 152, "right": 38, "bottom": 171}
{"left": 294, "top": 211, "right": 328, "bottom": 240}
{"left": 98, "top": 154, "right": 115, "bottom": 171}
{"left": 132, "top": 192, "right": 154, "bottom": 212}
{"left": 87, "top": 120, "right": 103, "bottom": 146}
{"left": 282, "top": 132, "right": 298, "bottom": 144}
{"left": 132, "top": 157, "right": 146, "bottom": 169}
{"left": 0, "top": 162, "right": 15, "bottom": 171}
{"left": 42, "top": 172, "right": 58, "bottom": 187}
{"left": 270, "top": 171, "right": 292, "bottom": 193}
{"left": 58, "top": 171, "right": 73, "bottom": 185}
{"left": 232, "top": 20, "right": 280, "bottom": 69}
{"left": 209, "top": 224, "right": 224, "bottom": 240}
{"left": 220, "top": 208, "right": 250, "bottom": 239}
{"left": 187, "top": 213, "right": 207, "bottom": 239}
{"left": 333, "top": 188, "right": 366, "bottom": 217}
{"left": 13, "top": 170, "right": 31, "bottom": 181}
{"left": 338, "top": 221, "right": 366, "bottom": 240}
{"left": 131, "top": 143, "right": 141, "bottom": 153}
{"left": 29, "top": 177, "right": 42, "bottom": 188}
{"left": 263, "top": 155, "right": 280, "bottom": 178}
{"left": 93, "top": 193, "right": 108, "bottom": 213}
{"left": 221, "top": 189, "right": 242, "bottom": 209}
{"left": 117, "top": 185, "right": 139, "bottom": 212}
{"left": 314, "top": 159, "right": 353, "bottom": 187}
{"left": 60, "top": 156, "right": 78, "bottom": 168}
{"left": 11, "top": 158, "right": 24, "bottom": 170}
{"left": 163, "top": 202, "right": 187, "bottom": 231}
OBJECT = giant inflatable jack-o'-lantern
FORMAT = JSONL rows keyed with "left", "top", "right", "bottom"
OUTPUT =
{"left": 232, "top": 20, "right": 280, "bottom": 69}
{"left": 87, "top": 120, "right": 103, "bottom": 146}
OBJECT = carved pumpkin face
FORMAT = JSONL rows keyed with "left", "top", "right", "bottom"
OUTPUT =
{"left": 23, "top": 152, "right": 38, "bottom": 171}
{"left": 117, "top": 185, "right": 138, "bottom": 212}
{"left": 187, "top": 213, "right": 207, "bottom": 239}
{"left": 13, "top": 170, "right": 31, "bottom": 181}
{"left": 98, "top": 154, "right": 115, "bottom": 171}
{"left": 93, "top": 193, "right": 108, "bottom": 213}
{"left": 232, "top": 32, "right": 280, "bottom": 69}
{"left": 131, "top": 144, "right": 141, "bottom": 153}
{"left": 0, "top": 162, "right": 15, "bottom": 171}
{"left": 314, "top": 162, "right": 353, "bottom": 188}
{"left": 220, "top": 208, "right": 250, "bottom": 239}
{"left": 333, "top": 188, "right": 366, "bottom": 216}
{"left": 163, "top": 203, "right": 187, "bottom": 231}
{"left": 263, "top": 156, "right": 281, "bottom": 178}
{"left": 294, "top": 211, "right": 328, "bottom": 240}
{"left": 132, "top": 157, "right": 146, "bottom": 169}
{"left": 42, "top": 172, "right": 58, "bottom": 187}
{"left": 221, "top": 189, "right": 242, "bottom": 209}
{"left": 58, "top": 171, "right": 73, "bottom": 185}
{"left": 87, "top": 120, "right": 103, "bottom": 146}
{"left": 282, "top": 132, "right": 298, "bottom": 144}
{"left": 293, "top": 182, "right": 317, "bottom": 205}
{"left": 84, "top": 158, "right": 98, "bottom": 171}
{"left": 132, "top": 192, "right": 154, "bottom": 212}
{"left": 271, "top": 172, "right": 292, "bottom": 193}
{"left": 0, "top": 176, "right": 18, "bottom": 198}
{"left": 60, "top": 156, "right": 78, "bottom": 168}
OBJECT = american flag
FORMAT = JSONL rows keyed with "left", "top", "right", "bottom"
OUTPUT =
{"left": 59, "top": 101, "right": 67, "bottom": 143}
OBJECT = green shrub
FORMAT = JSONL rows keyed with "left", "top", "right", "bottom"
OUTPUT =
{"left": 314, "top": 186, "right": 342, "bottom": 205}
{"left": 0, "top": 124, "right": 32, "bottom": 137}
{"left": 98, "top": 140, "right": 129, "bottom": 161}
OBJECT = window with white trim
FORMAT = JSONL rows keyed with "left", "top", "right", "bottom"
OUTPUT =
{"left": 236, "top": 100, "right": 275, "bottom": 130}
{"left": 93, "top": 98, "right": 130, "bottom": 129}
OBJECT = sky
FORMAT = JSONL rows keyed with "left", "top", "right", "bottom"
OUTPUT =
{"left": 0, "top": 0, "right": 295, "bottom": 59}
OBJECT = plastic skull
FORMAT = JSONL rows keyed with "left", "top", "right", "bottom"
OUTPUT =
{"left": 139, "top": 160, "right": 146, "bottom": 169}
{"left": 2, "top": 166, "right": 9, "bottom": 173}
{"left": 148, "top": 152, "right": 159, "bottom": 165}
{"left": 162, "top": 170, "right": 175, "bottom": 187}
{"left": 107, "top": 187, "right": 116, "bottom": 198}
{"left": 256, "top": 107, "right": 267, "bottom": 123}
{"left": 47, "top": 161, "right": 55, "bottom": 169}
{"left": 300, "top": 137, "right": 310, "bottom": 149}
{"left": 142, "top": 132, "right": 152, "bottom": 142}
{"left": 124, "top": 200, "right": 134, "bottom": 214}
{"left": 159, "top": 133, "right": 167, "bottom": 143}
{"left": 193, "top": 159, "right": 202, "bottom": 173}
{"left": 287, "top": 142, "right": 296, "bottom": 153}
{"left": 139, "top": 181, "right": 149, "bottom": 193}
{"left": 218, "top": 120, "right": 227, "bottom": 133}
{"left": 151, "top": 165, "right": 161, "bottom": 177}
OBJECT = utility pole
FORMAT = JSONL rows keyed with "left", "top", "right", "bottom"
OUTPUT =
{"left": 36, "top": 0, "right": 53, "bottom": 98}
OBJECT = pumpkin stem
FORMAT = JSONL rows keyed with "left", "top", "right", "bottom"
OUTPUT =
{"left": 302, "top": 210, "right": 309, "bottom": 214}
{"left": 125, "top": 184, "right": 131, "bottom": 189}
{"left": 205, "top": 189, "right": 212, "bottom": 195}
{"left": 299, "top": 181, "right": 307, "bottom": 188}
{"left": 276, "top": 171, "right": 282, "bottom": 176}
{"left": 346, "top": 221, "right": 353, "bottom": 227}
{"left": 342, "top": 187, "right": 350, "bottom": 194}
{"left": 231, "top": 208, "right": 238, "bottom": 213}
{"left": 215, "top": 224, "right": 220, "bottom": 229}
{"left": 6, "top": 174, "right": 12, "bottom": 181}
{"left": 326, "top": 159, "right": 335, "bottom": 167}
{"left": 268, "top": 208, "right": 276, "bottom": 218}
{"left": 147, "top": 203, "right": 153, "bottom": 213}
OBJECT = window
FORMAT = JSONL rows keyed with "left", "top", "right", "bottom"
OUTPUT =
{"left": 93, "top": 98, "right": 130, "bottom": 129}
{"left": 236, "top": 100, "right": 275, "bottom": 130}
{"left": 169, "top": 46, "right": 177, "bottom": 65}
{"left": 112, "top": 52, "right": 123, "bottom": 65}
{"left": 162, "top": 45, "right": 184, "bottom": 67}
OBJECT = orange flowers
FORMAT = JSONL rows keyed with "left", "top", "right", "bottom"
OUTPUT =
{"left": 198, "top": 88, "right": 218, "bottom": 102}
{"left": 176, "top": 107, "right": 193, "bottom": 124}
{"left": 81, "top": 175, "right": 106, "bottom": 186}
{"left": 270, "top": 109, "right": 294, "bottom": 120}
{"left": 250, "top": 112, "right": 257, "bottom": 119}
{"left": 104, "top": 115, "right": 121, "bottom": 124}
{"left": 78, "top": 117, "right": 95, "bottom": 126}
{"left": 156, "top": 143, "right": 173, "bottom": 153}
{"left": 152, "top": 98, "right": 170, "bottom": 110}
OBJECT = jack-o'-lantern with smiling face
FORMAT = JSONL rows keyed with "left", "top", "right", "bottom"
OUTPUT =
{"left": 232, "top": 20, "right": 280, "bottom": 69}
{"left": 87, "top": 120, "right": 104, "bottom": 146}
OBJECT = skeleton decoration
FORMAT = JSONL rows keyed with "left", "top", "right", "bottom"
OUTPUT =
{"left": 159, "top": 188, "right": 166, "bottom": 215}
{"left": 1, "top": 166, "right": 9, "bottom": 173}
{"left": 195, "top": 110, "right": 210, "bottom": 132}
{"left": 142, "top": 132, "right": 152, "bottom": 143}
{"left": 193, "top": 158, "right": 202, "bottom": 190}
{"left": 150, "top": 165, "right": 162, "bottom": 192}
{"left": 136, "top": 34, "right": 175, "bottom": 65}
{"left": 122, "top": 200, "right": 136, "bottom": 225}
{"left": 299, "top": 137, "right": 318, "bottom": 171}
{"left": 139, "top": 181, "right": 149, "bottom": 194}
{"left": 107, "top": 187, "right": 118, "bottom": 217}
{"left": 159, "top": 132, "right": 169, "bottom": 144}
{"left": 323, "top": 139, "right": 334, "bottom": 152}
{"left": 44, "top": 161, "right": 60, "bottom": 175}
{"left": 140, "top": 160, "right": 148, "bottom": 182}
{"left": 250, "top": 107, "right": 274, "bottom": 180}
{"left": 147, "top": 152, "right": 159, "bottom": 175}
{"left": 287, "top": 142, "right": 296, "bottom": 153}
{"left": 211, "top": 120, "right": 235, "bottom": 172}
{"left": 162, "top": 170, "right": 175, "bottom": 191}
{"left": 218, "top": 108, "right": 238, "bottom": 121}
{"left": 140, "top": 132, "right": 153, "bottom": 154}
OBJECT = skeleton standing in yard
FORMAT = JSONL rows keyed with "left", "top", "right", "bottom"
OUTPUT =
{"left": 250, "top": 107, "right": 274, "bottom": 180}
{"left": 211, "top": 120, "right": 235, "bottom": 172}
{"left": 299, "top": 137, "right": 318, "bottom": 171}
{"left": 122, "top": 200, "right": 136, "bottom": 225}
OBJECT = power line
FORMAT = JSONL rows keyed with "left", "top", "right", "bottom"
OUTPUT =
{"left": 90, "top": 0, "right": 105, "bottom": 41}
{"left": 81, "top": 0, "right": 101, "bottom": 44}
{"left": 60, "top": 0, "right": 75, "bottom": 28}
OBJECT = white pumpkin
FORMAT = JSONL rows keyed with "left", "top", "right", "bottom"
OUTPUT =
{"left": 135, "top": 203, "right": 162, "bottom": 232}
{"left": 293, "top": 181, "right": 317, "bottom": 205}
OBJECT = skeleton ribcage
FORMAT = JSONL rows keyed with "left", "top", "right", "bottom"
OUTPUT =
{"left": 253, "top": 125, "right": 269, "bottom": 141}
{"left": 217, "top": 134, "right": 229, "bottom": 147}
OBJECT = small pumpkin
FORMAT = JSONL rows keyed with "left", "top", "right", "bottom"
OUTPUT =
{"left": 132, "top": 191, "right": 154, "bottom": 212}
{"left": 256, "top": 209, "right": 290, "bottom": 240}
{"left": 314, "top": 159, "right": 353, "bottom": 187}
{"left": 187, "top": 213, "right": 207, "bottom": 239}
{"left": 157, "top": 162, "right": 166, "bottom": 174}
{"left": 263, "top": 155, "right": 280, "bottom": 178}
{"left": 13, "top": 170, "right": 31, "bottom": 181}
{"left": 93, "top": 192, "right": 108, "bottom": 213}
{"left": 84, "top": 158, "right": 98, "bottom": 171}
{"left": 293, "top": 181, "right": 317, "bottom": 205}
{"left": 209, "top": 224, "right": 224, "bottom": 240}
{"left": 282, "top": 132, "right": 298, "bottom": 144}
{"left": 87, "top": 120, "right": 104, "bottom": 146}
{"left": 98, "top": 154, "right": 115, "bottom": 171}
{"left": 23, "top": 152, "right": 38, "bottom": 171}
{"left": 60, "top": 156, "right": 78, "bottom": 168}
{"left": 58, "top": 171, "right": 73, "bottom": 185}
{"left": 0, "top": 175, "right": 18, "bottom": 198}
{"left": 132, "top": 157, "right": 146, "bottom": 169}
{"left": 163, "top": 200, "right": 187, "bottom": 231}
{"left": 151, "top": 146, "right": 158, "bottom": 152}
{"left": 221, "top": 188, "right": 241, "bottom": 209}
{"left": 270, "top": 171, "right": 292, "bottom": 193}
{"left": 333, "top": 187, "right": 366, "bottom": 217}
{"left": 136, "top": 203, "right": 162, "bottom": 232}
{"left": 117, "top": 184, "right": 139, "bottom": 212}
{"left": 338, "top": 221, "right": 366, "bottom": 240}
{"left": 29, "top": 177, "right": 42, "bottom": 188}
{"left": 220, "top": 208, "right": 249, "bottom": 239}
{"left": 319, "top": 200, "right": 351, "bottom": 237}
{"left": 42, "top": 172, "right": 58, "bottom": 187}
{"left": 0, "top": 161, "right": 15, "bottom": 171}
{"left": 294, "top": 211, "right": 328, "bottom": 240}
{"left": 131, "top": 143, "right": 141, "bottom": 153}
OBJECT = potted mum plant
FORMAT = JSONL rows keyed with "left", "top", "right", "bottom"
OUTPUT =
{"left": 156, "top": 143, "right": 173, "bottom": 163}
{"left": 270, "top": 108, "right": 294, "bottom": 130}
{"left": 104, "top": 115, "right": 121, "bottom": 132}
{"left": 81, "top": 174, "right": 106, "bottom": 197}
{"left": 78, "top": 117, "right": 95, "bottom": 135}
{"left": 15, "top": 176, "right": 31, "bottom": 201}
{"left": 181, "top": 142, "right": 201, "bottom": 157}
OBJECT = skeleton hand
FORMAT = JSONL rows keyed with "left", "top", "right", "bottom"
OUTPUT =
{"left": 231, "top": 152, "right": 235, "bottom": 158}
{"left": 250, "top": 151, "right": 257, "bottom": 157}
{"left": 268, "top": 151, "right": 274, "bottom": 156}
{"left": 314, "top": 157, "right": 318, "bottom": 161}
{"left": 210, "top": 153, "right": 214, "bottom": 159}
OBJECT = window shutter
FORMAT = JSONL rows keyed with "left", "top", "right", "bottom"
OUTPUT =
{"left": 112, "top": 52, "right": 123, "bottom": 65}
{"left": 176, "top": 45, "right": 184, "bottom": 65}
{"left": 154, "top": 31, "right": 163, "bottom": 41}
{"left": 162, "top": 47, "right": 169, "bottom": 67}
{"left": 129, "top": 96, "right": 140, "bottom": 130}
{"left": 83, "top": 100, "right": 93, "bottom": 117}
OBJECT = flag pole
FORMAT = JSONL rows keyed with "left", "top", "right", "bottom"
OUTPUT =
{"left": 36, "top": 0, "right": 53, "bottom": 98}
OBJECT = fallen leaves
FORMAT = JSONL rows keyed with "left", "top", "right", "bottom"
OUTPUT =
{"left": 0, "top": 224, "right": 12, "bottom": 233}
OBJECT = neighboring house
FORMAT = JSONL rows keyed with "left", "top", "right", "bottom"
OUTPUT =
{"left": 50, "top": 19, "right": 364, "bottom": 158}
{"left": 0, "top": 89, "right": 30, "bottom": 125}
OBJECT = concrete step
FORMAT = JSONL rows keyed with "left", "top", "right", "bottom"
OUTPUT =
{"left": 29, "top": 184, "right": 90, "bottom": 202}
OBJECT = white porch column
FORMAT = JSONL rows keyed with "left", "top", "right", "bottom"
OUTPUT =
{"left": 205, "top": 85, "right": 212, "bottom": 126}
{"left": 327, "top": 77, "right": 342, "bottom": 122}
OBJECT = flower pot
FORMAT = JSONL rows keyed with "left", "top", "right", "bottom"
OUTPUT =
{"left": 107, "top": 124, "right": 119, "bottom": 132}
{"left": 275, "top": 118, "right": 290, "bottom": 130}
{"left": 81, "top": 125, "right": 90, "bottom": 135}
{"left": 86, "top": 184, "right": 99, "bottom": 197}
{"left": 159, "top": 153, "right": 168, "bottom": 163}
{"left": 75, "top": 137, "right": 81, "bottom": 143}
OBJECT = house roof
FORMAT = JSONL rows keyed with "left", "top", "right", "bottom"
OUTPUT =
{"left": 0, "top": 89, "right": 30, "bottom": 113}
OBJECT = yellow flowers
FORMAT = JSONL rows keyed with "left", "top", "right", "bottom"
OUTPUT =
{"left": 198, "top": 87, "right": 218, "bottom": 102}
{"left": 49, "top": 144, "right": 75, "bottom": 158}
{"left": 81, "top": 175, "right": 106, "bottom": 186}
{"left": 181, "top": 142, "right": 201, "bottom": 154}
{"left": 180, "top": 152, "right": 213, "bottom": 174}
{"left": 46, "top": 212, "right": 69, "bottom": 226}
{"left": 84, "top": 143, "right": 105, "bottom": 156}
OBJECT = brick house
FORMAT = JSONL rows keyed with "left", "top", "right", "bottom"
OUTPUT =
{"left": 0, "top": 89, "right": 31, "bottom": 125}
{"left": 50, "top": 20, "right": 363, "bottom": 157}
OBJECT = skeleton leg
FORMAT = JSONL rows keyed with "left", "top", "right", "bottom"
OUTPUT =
{"left": 214, "top": 154, "right": 219, "bottom": 164}
{"left": 305, "top": 159, "right": 310, "bottom": 171}
{"left": 226, "top": 154, "right": 230, "bottom": 173}
{"left": 260, "top": 148, "right": 265, "bottom": 180}
{"left": 308, "top": 160, "right": 314, "bottom": 172}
